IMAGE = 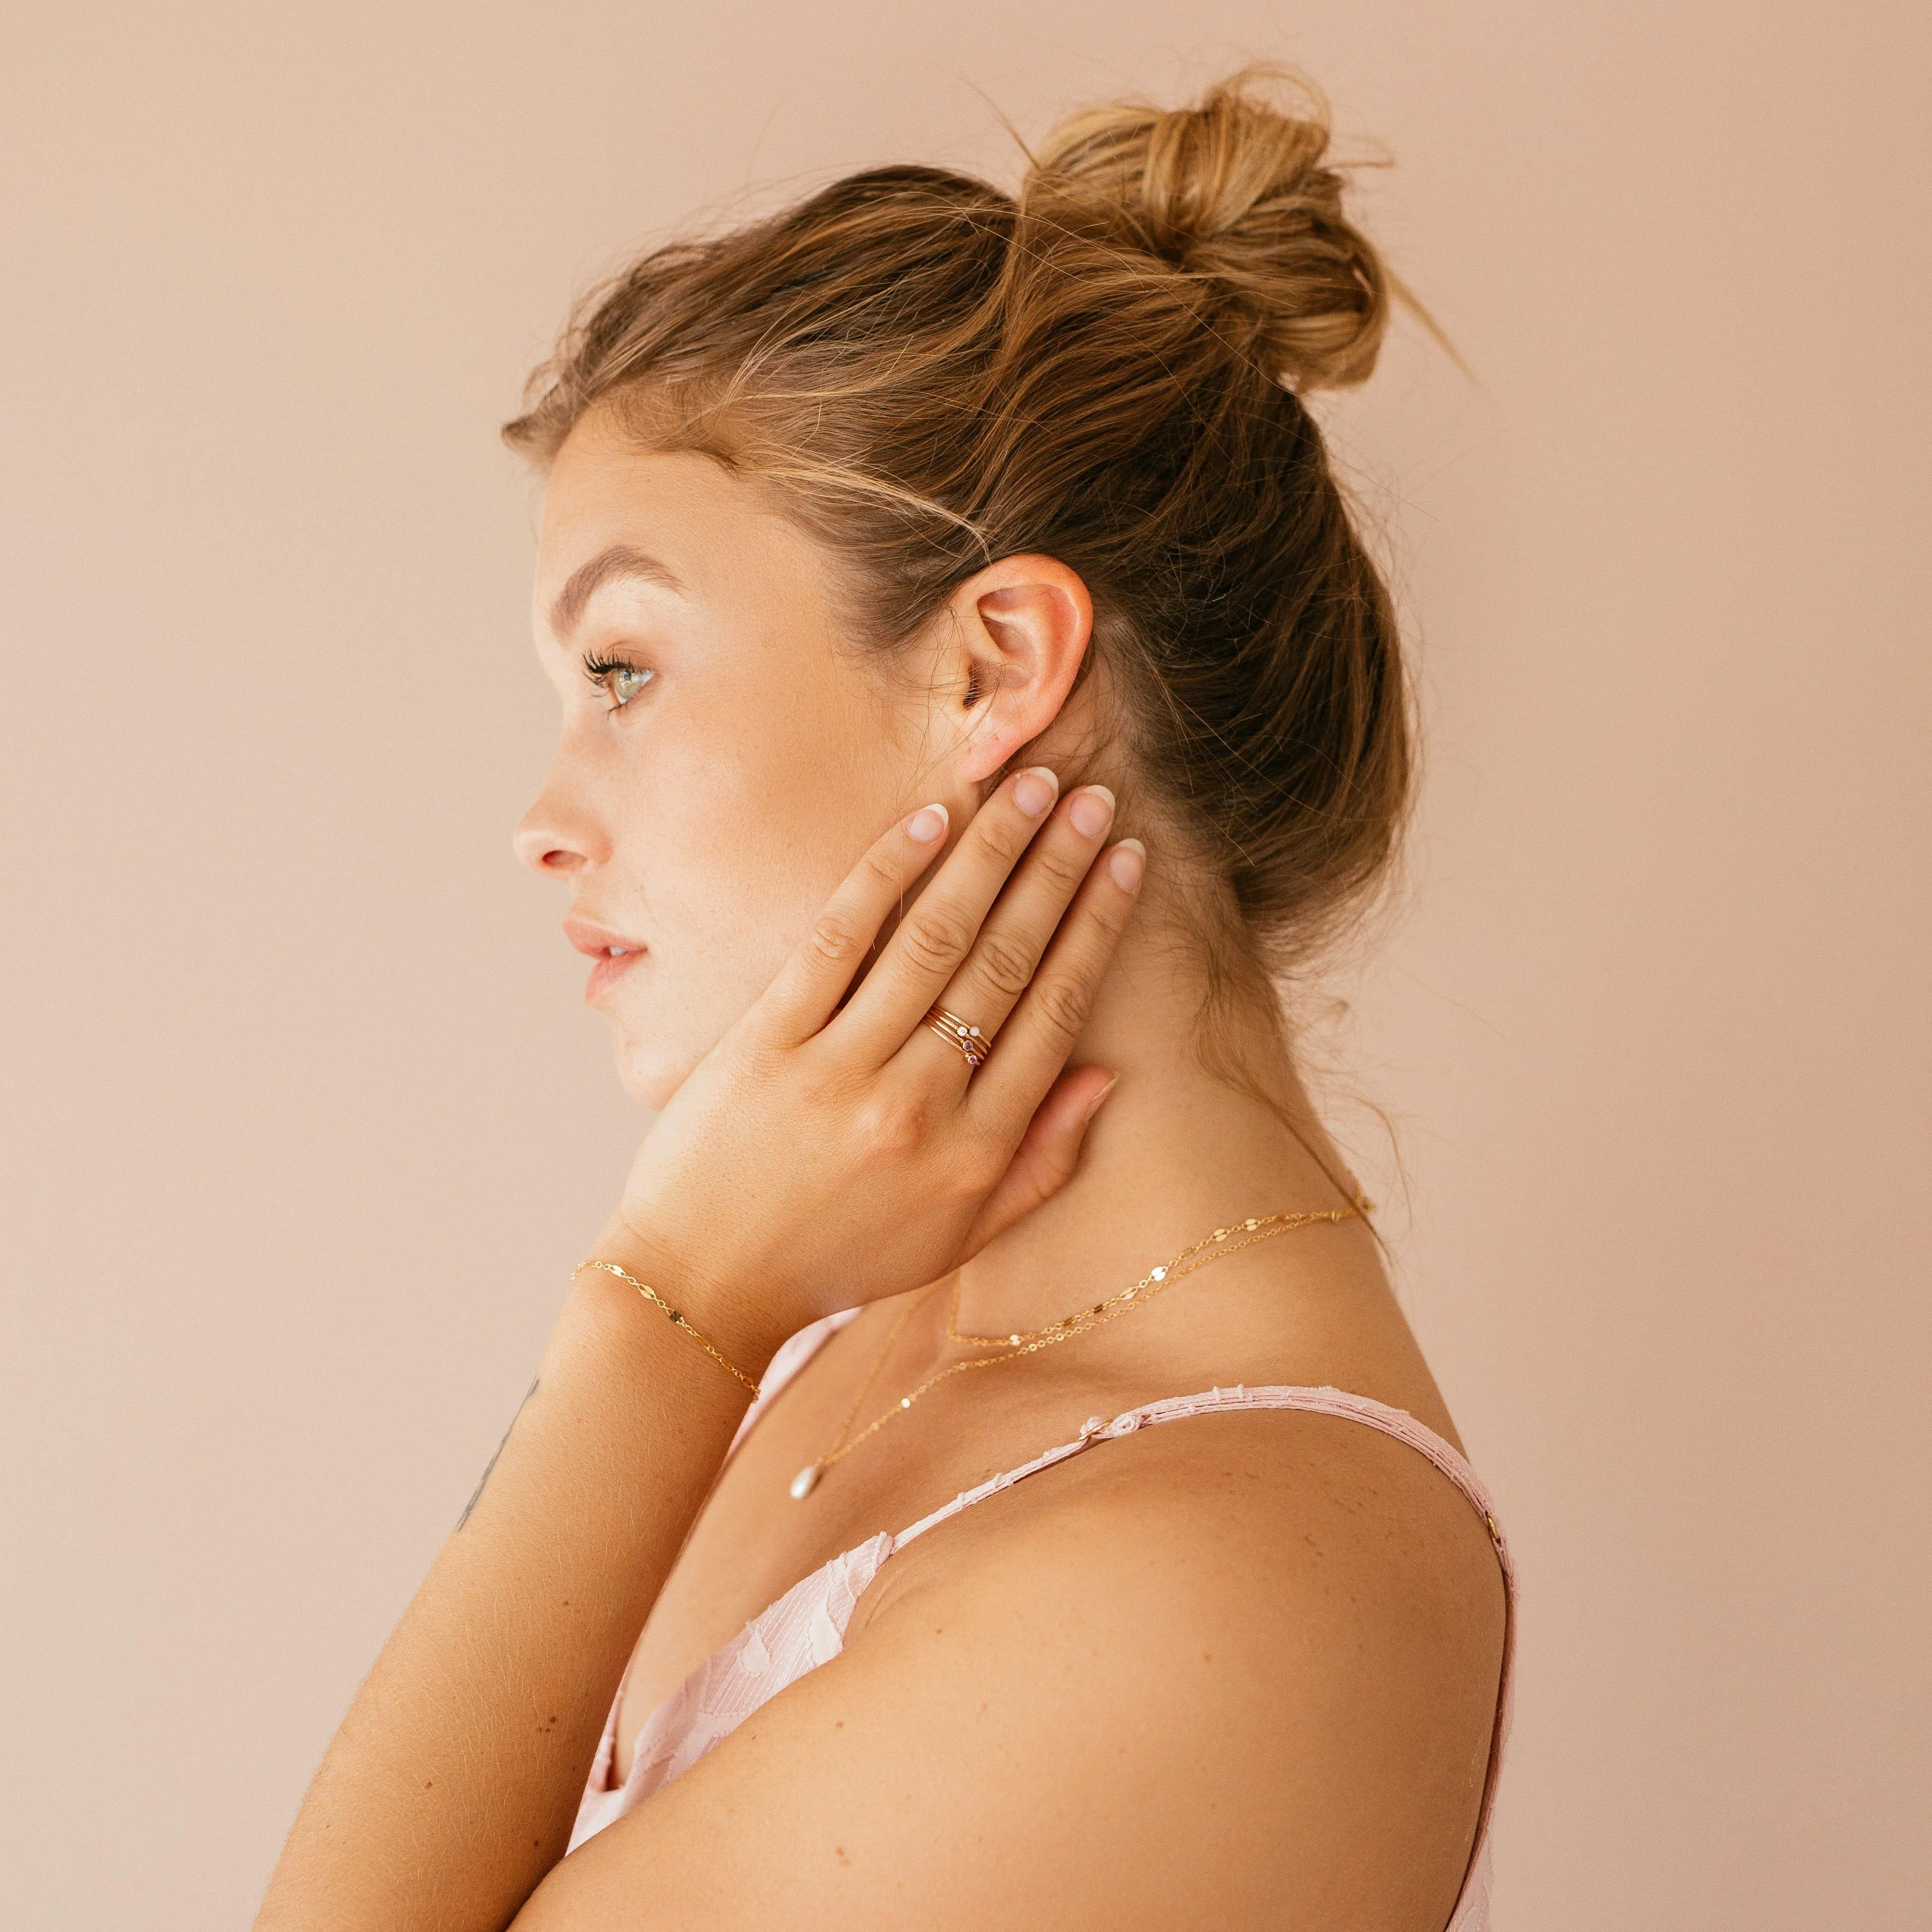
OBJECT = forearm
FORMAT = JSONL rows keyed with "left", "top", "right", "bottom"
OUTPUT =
{"left": 255, "top": 770, "right": 1133, "bottom": 1928}
{"left": 256, "top": 1231, "right": 773, "bottom": 1932}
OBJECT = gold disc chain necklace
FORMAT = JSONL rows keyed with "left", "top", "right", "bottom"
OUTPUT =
{"left": 787, "top": 1198, "right": 1370, "bottom": 1501}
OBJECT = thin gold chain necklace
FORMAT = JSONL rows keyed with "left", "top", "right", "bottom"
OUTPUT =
{"left": 788, "top": 1198, "right": 1370, "bottom": 1501}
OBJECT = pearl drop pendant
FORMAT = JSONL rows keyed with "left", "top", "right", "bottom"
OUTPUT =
{"left": 789, "top": 1462, "right": 822, "bottom": 1500}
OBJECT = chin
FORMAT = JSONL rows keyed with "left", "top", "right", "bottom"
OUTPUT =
{"left": 604, "top": 954, "right": 776, "bottom": 1109}
{"left": 612, "top": 1034, "right": 688, "bottom": 1111}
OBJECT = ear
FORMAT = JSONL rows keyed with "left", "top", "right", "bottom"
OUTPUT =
{"left": 939, "top": 554, "right": 1093, "bottom": 785}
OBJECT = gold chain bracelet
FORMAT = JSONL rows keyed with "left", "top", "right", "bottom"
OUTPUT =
{"left": 573, "top": 1258, "right": 761, "bottom": 1395}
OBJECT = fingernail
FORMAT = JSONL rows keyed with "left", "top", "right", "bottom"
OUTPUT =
{"left": 1011, "top": 768, "right": 1058, "bottom": 817}
{"left": 1107, "top": 839, "right": 1145, "bottom": 891}
{"left": 1080, "top": 1073, "right": 1119, "bottom": 1122}
{"left": 1069, "top": 785, "right": 1114, "bottom": 839}
{"left": 907, "top": 803, "right": 949, "bottom": 843}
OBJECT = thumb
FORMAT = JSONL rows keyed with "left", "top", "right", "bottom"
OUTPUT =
{"left": 960, "top": 1066, "right": 1118, "bottom": 1256}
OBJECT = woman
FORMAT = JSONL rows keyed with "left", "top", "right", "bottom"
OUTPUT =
{"left": 258, "top": 66, "right": 1513, "bottom": 1931}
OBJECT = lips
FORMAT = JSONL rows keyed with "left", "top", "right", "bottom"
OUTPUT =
{"left": 563, "top": 917, "right": 647, "bottom": 1006}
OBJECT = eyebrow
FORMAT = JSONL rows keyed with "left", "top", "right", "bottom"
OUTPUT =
{"left": 547, "top": 544, "right": 685, "bottom": 638}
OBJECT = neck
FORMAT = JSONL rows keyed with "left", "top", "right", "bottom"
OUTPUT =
{"left": 951, "top": 875, "right": 1370, "bottom": 1342}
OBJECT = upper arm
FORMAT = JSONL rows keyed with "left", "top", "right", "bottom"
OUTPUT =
{"left": 514, "top": 1416, "right": 1506, "bottom": 1932}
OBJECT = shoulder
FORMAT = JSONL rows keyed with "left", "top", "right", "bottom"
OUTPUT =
{"left": 862, "top": 1401, "right": 1507, "bottom": 1779}
{"left": 526, "top": 1403, "right": 1507, "bottom": 1930}
{"left": 876, "top": 1396, "right": 1501, "bottom": 1615}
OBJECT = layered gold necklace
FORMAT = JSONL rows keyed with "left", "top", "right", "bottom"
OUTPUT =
{"left": 788, "top": 1199, "right": 1369, "bottom": 1500}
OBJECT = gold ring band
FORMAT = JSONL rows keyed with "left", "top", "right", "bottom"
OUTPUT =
{"left": 922, "top": 1003, "right": 989, "bottom": 1071}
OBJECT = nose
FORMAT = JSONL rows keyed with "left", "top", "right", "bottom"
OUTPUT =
{"left": 513, "top": 753, "right": 609, "bottom": 876}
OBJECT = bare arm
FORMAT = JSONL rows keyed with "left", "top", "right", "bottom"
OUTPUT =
{"left": 254, "top": 1242, "right": 762, "bottom": 1929}
{"left": 508, "top": 1413, "right": 1508, "bottom": 1931}
{"left": 255, "top": 771, "right": 1141, "bottom": 1929}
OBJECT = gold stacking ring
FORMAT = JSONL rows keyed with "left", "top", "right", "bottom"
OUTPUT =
{"left": 922, "top": 1002, "right": 990, "bottom": 1071}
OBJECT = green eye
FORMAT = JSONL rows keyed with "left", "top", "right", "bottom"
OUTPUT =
{"left": 584, "top": 655, "right": 655, "bottom": 709}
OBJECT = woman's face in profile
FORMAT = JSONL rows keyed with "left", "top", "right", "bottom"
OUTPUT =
{"left": 514, "top": 405, "right": 933, "bottom": 1108}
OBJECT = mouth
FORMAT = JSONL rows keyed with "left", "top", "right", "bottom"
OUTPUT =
{"left": 563, "top": 918, "right": 648, "bottom": 1007}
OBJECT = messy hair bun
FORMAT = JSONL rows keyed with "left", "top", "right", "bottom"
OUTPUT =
{"left": 508, "top": 66, "right": 1422, "bottom": 1039}
{"left": 1026, "top": 70, "right": 1392, "bottom": 392}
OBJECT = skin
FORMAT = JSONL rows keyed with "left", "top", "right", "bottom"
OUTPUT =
{"left": 256, "top": 402, "right": 1508, "bottom": 1930}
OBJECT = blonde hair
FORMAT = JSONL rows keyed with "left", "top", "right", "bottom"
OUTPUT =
{"left": 508, "top": 66, "right": 1422, "bottom": 1020}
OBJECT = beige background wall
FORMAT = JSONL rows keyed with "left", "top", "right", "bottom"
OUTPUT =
{"left": 5, "top": 3, "right": 1926, "bottom": 1924}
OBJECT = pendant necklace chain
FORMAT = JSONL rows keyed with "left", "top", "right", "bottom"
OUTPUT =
{"left": 788, "top": 1197, "right": 1370, "bottom": 1501}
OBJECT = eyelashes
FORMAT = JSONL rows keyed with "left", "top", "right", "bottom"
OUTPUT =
{"left": 583, "top": 652, "right": 656, "bottom": 711}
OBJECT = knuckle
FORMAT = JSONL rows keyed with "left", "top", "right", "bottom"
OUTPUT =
{"left": 977, "top": 812, "right": 1034, "bottom": 868}
{"left": 858, "top": 1091, "right": 937, "bottom": 1157}
{"left": 1032, "top": 972, "right": 1094, "bottom": 1042}
{"left": 1029, "top": 841, "right": 1090, "bottom": 894}
{"left": 858, "top": 848, "right": 903, "bottom": 893}
{"left": 973, "top": 931, "right": 1037, "bottom": 1000}
{"left": 899, "top": 906, "right": 973, "bottom": 974}
{"left": 952, "top": 1142, "right": 1006, "bottom": 1198}
{"left": 1089, "top": 884, "right": 1136, "bottom": 935}
{"left": 805, "top": 909, "right": 865, "bottom": 969}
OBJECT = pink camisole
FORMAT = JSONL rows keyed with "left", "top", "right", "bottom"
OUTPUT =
{"left": 572, "top": 1309, "right": 1516, "bottom": 1929}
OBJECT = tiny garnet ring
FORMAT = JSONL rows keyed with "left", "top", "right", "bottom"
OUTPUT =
{"left": 922, "top": 1003, "right": 990, "bottom": 1071}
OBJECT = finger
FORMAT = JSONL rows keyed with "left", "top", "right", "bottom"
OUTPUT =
{"left": 965, "top": 837, "right": 1144, "bottom": 1136}
{"left": 824, "top": 767, "right": 1062, "bottom": 1063}
{"left": 751, "top": 802, "right": 952, "bottom": 1043}
{"left": 908, "top": 783, "right": 1116, "bottom": 1078}
{"left": 958, "top": 1065, "right": 1118, "bottom": 1258}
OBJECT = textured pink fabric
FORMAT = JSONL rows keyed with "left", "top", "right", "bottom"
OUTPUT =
{"left": 571, "top": 1312, "right": 1516, "bottom": 1930}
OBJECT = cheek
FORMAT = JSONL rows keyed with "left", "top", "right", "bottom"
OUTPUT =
{"left": 607, "top": 645, "right": 908, "bottom": 1095}
{"left": 611, "top": 761, "right": 877, "bottom": 1090}
{"left": 668, "top": 743, "right": 858, "bottom": 945}
{"left": 609, "top": 852, "right": 833, "bottom": 1108}
{"left": 665, "top": 676, "right": 896, "bottom": 943}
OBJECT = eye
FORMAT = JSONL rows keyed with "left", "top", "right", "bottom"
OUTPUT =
{"left": 583, "top": 654, "right": 655, "bottom": 711}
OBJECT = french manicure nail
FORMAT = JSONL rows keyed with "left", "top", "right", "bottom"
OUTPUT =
{"left": 1108, "top": 839, "right": 1145, "bottom": 891}
{"left": 907, "top": 803, "right": 949, "bottom": 843}
{"left": 1070, "top": 786, "right": 1114, "bottom": 838}
{"left": 1080, "top": 1073, "right": 1120, "bottom": 1122}
{"left": 1012, "top": 768, "right": 1058, "bottom": 817}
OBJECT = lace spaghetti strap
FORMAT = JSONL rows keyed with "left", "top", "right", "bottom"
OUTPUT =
{"left": 575, "top": 1373, "right": 1515, "bottom": 1932}
{"left": 889, "top": 1382, "right": 1509, "bottom": 1560}
{"left": 882, "top": 1380, "right": 1517, "bottom": 1932}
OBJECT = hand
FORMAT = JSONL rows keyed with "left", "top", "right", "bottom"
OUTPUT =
{"left": 594, "top": 768, "right": 1144, "bottom": 1367}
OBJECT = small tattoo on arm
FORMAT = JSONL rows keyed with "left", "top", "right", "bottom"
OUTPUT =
{"left": 457, "top": 1376, "right": 539, "bottom": 1531}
